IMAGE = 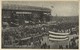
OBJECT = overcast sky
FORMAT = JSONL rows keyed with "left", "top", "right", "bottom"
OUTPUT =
{"left": 2, "top": 1, "right": 79, "bottom": 16}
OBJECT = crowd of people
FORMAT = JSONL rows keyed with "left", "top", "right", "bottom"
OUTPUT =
{"left": 2, "top": 24, "right": 47, "bottom": 47}
{"left": 58, "top": 36, "right": 78, "bottom": 49}
{"left": 2, "top": 23, "right": 79, "bottom": 49}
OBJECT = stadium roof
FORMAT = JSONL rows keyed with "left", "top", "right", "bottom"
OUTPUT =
{"left": 2, "top": 4, "right": 51, "bottom": 13}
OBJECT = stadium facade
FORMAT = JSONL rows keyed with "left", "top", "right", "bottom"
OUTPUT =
{"left": 2, "top": 4, "right": 51, "bottom": 27}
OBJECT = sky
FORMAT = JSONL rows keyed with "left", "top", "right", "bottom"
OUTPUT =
{"left": 2, "top": 1, "right": 79, "bottom": 16}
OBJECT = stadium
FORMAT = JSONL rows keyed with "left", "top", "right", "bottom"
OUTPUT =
{"left": 2, "top": 1, "right": 79, "bottom": 49}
